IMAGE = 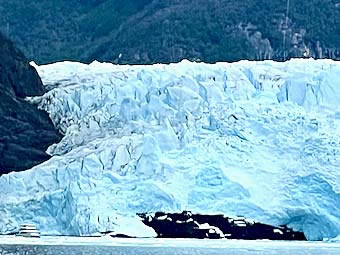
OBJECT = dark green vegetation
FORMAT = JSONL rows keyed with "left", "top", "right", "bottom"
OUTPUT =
{"left": 0, "top": 0, "right": 339, "bottom": 64}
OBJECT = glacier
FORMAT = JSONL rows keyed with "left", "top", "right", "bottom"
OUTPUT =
{"left": 0, "top": 59, "right": 339, "bottom": 241}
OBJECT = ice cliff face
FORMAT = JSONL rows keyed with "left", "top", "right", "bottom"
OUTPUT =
{"left": 0, "top": 59, "right": 339, "bottom": 240}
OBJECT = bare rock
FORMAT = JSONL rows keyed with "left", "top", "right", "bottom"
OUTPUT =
{"left": 0, "top": 33, "right": 61, "bottom": 175}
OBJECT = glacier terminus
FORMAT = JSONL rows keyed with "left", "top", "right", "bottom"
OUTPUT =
{"left": 0, "top": 59, "right": 339, "bottom": 241}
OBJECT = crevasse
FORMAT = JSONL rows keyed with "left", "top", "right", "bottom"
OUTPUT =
{"left": 0, "top": 59, "right": 339, "bottom": 241}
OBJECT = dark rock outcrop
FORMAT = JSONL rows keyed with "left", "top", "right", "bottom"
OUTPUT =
{"left": 0, "top": 33, "right": 61, "bottom": 175}
{"left": 138, "top": 211, "right": 307, "bottom": 241}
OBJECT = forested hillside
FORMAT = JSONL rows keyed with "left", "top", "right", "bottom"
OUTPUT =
{"left": 0, "top": 0, "right": 339, "bottom": 64}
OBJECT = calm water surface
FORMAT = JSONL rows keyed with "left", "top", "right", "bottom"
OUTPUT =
{"left": 0, "top": 237, "right": 339, "bottom": 255}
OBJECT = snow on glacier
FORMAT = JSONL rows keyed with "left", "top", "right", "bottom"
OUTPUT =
{"left": 0, "top": 59, "right": 340, "bottom": 240}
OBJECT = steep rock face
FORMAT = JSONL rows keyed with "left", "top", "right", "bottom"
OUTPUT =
{"left": 0, "top": 33, "right": 61, "bottom": 175}
{"left": 0, "top": 33, "right": 44, "bottom": 97}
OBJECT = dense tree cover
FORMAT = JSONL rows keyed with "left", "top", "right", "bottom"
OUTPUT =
{"left": 0, "top": 0, "right": 338, "bottom": 64}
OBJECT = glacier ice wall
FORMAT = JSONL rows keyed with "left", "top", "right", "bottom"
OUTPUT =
{"left": 0, "top": 59, "right": 340, "bottom": 240}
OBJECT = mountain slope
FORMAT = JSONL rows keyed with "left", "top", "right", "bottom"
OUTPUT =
{"left": 0, "top": 59, "right": 339, "bottom": 240}
{"left": 0, "top": 0, "right": 339, "bottom": 64}
{"left": 0, "top": 33, "right": 62, "bottom": 175}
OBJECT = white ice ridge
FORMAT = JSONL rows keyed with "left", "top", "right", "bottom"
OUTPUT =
{"left": 0, "top": 59, "right": 340, "bottom": 240}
